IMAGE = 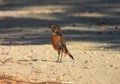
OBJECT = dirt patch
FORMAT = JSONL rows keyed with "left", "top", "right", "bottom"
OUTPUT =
{"left": 0, "top": 74, "right": 62, "bottom": 84}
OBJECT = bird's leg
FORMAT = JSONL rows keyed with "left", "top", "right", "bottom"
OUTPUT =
{"left": 57, "top": 50, "right": 60, "bottom": 62}
{"left": 59, "top": 51, "right": 63, "bottom": 62}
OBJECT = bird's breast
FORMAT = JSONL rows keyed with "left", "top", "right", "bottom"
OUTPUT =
{"left": 51, "top": 34, "right": 60, "bottom": 50}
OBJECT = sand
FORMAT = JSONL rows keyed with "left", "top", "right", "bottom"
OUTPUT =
{"left": 0, "top": 0, "right": 120, "bottom": 84}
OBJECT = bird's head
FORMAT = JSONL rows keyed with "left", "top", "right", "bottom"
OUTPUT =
{"left": 50, "top": 24, "right": 61, "bottom": 33}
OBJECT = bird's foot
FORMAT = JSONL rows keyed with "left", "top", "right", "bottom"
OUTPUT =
{"left": 56, "top": 60, "right": 61, "bottom": 63}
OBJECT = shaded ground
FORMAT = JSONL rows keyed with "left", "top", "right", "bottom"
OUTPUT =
{"left": 0, "top": 0, "right": 120, "bottom": 46}
{"left": 0, "top": 0, "right": 120, "bottom": 84}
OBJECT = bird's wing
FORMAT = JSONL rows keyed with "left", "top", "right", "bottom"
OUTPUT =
{"left": 57, "top": 33, "right": 74, "bottom": 60}
{"left": 57, "top": 34, "right": 64, "bottom": 46}
{"left": 57, "top": 34, "right": 68, "bottom": 53}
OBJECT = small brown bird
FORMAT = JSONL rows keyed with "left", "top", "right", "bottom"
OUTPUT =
{"left": 50, "top": 25, "right": 74, "bottom": 62}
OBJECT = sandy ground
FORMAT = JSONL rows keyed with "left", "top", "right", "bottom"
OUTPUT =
{"left": 0, "top": 0, "right": 120, "bottom": 84}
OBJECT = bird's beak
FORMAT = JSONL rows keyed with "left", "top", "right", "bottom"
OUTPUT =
{"left": 49, "top": 26, "right": 53, "bottom": 32}
{"left": 49, "top": 25, "right": 53, "bottom": 29}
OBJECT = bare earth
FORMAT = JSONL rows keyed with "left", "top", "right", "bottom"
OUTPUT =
{"left": 0, "top": 0, "right": 120, "bottom": 84}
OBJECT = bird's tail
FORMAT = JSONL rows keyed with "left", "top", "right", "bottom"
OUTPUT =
{"left": 65, "top": 49, "right": 74, "bottom": 60}
{"left": 69, "top": 53, "right": 74, "bottom": 60}
{"left": 62, "top": 45, "right": 74, "bottom": 60}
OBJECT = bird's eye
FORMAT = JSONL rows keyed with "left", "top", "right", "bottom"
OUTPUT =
{"left": 53, "top": 27, "right": 56, "bottom": 29}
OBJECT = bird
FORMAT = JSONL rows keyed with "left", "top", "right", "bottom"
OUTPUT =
{"left": 50, "top": 24, "right": 74, "bottom": 62}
